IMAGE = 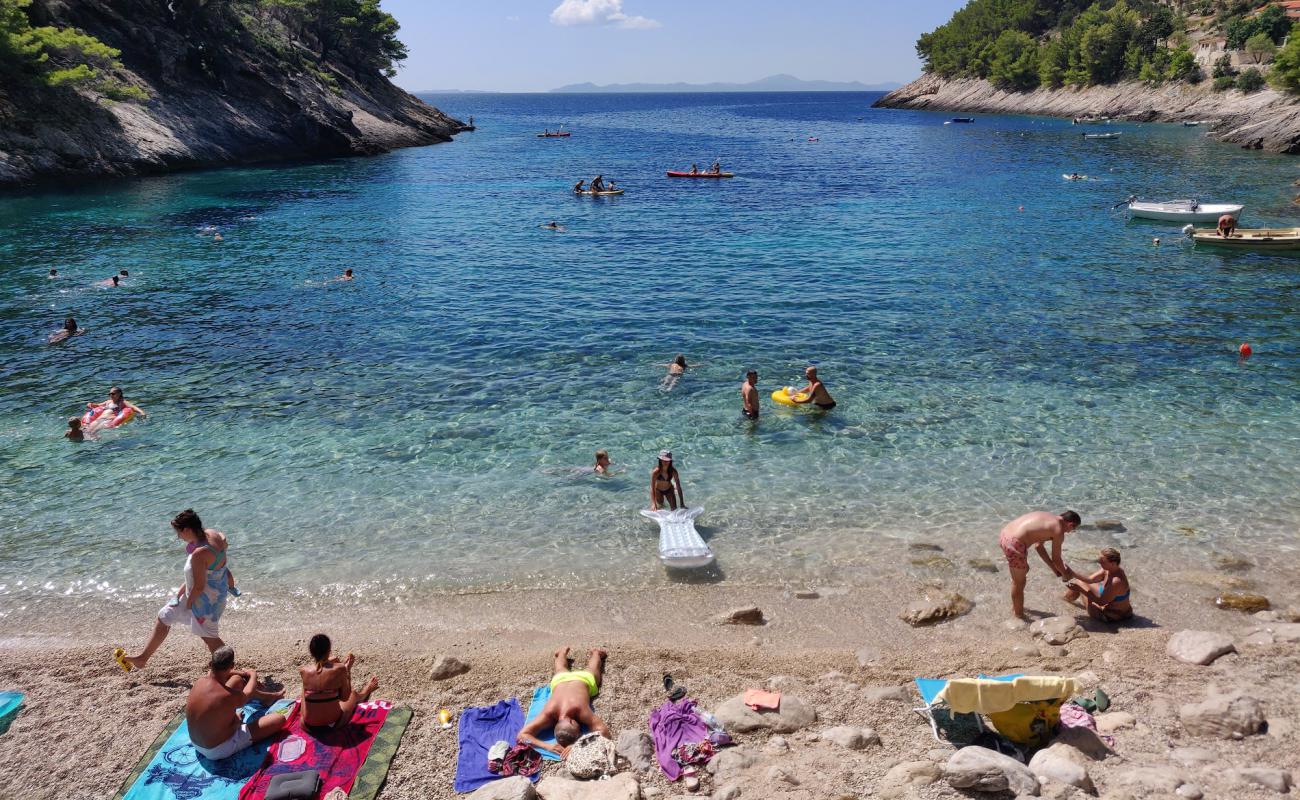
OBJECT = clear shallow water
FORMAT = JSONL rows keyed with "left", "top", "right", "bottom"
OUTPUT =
{"left": 2, "top": 92, "right": 1299, "bottom": 617}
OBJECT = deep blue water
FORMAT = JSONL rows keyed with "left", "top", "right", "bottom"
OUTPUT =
{"left": 2, "top": 91, "right": 1298, "bottom": 617}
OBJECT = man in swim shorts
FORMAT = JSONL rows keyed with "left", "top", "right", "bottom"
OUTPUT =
{"left": 741, "top": 370, "right": 760, "bottom": 420}
{"left": 516, "top": 646, "right": 610, "bottom": 757}
{"left": 792, "top": 366, "right": 836, "bottom": 410}
{"left": 1217, "top": 214, "right": 1236, "bottom": 238}
{"left": 999, "top": 510, "right": 1081, "bottom": 618}
{"left": 187, "top": 646, "right": 287, "bottom": 761}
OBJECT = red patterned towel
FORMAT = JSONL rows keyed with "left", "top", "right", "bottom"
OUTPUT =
{"left": 239, "top": 701, "right": 392, "bottom": 800}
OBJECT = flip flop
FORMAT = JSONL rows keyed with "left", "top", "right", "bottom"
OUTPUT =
{"left": 112, "top": 648, "right": 132, "bottom": 673}
{"left": 663, "top": 674, "right": 687, "bottom": 702}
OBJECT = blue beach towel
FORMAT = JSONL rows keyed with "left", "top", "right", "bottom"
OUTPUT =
{"left": 454, "top": 698, "right": 534, "bottom": 793}
{"left": 524, "top": 684, "right": 594, "bottom": 761}
{"left": 120, "top": 699, "right": 293, "bottom": 800}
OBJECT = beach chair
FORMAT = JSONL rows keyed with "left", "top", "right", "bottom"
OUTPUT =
{"left": 916, "top": 673, "right": 1080, "bottom": 746}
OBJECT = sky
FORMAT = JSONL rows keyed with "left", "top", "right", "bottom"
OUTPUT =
{"left": 381, "top": 0, "right": 968, "bottom": 92}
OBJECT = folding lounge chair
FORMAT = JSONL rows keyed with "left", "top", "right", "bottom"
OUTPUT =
{"left": 912, "top": 673, "right": 1024, "bottom": 742}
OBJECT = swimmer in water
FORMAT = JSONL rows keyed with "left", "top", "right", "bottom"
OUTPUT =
{"left": 791, "top": 366, "right": 836, "bottom": 411}
{"left": 65, "top": 417, "right": 85, "bottom": 442}
{"left": 48, "top": 317, "right": 83, "bottom": 345}
{"left": 542, "top": 221, "right": 566, "bottom": 232}
{"left": 337, "top": 268, "right": 354, "bottom": 282}
{"left": 109, "top": 275, "right": 120, "bottom": 287}
{"left": 214, "top": 232, "right": 224, "bottom": 242}
{"left": 48, "top": 268, "right": 58, "bottom": 278}
{"left": 659, "top": 354, "right": 694, "bottom": 391}
{"left": 84, "top": 386, "right": 148, "bottom": 433}
{"left": 120, "top": 269, "right": 129, "bottom": 277}
{"left": 594, "top": 450, "right": 612, "bottom": 475}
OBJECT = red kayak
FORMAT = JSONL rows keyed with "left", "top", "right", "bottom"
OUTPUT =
{"left": 666, "top": 170, "right": 734, "bottom": 178}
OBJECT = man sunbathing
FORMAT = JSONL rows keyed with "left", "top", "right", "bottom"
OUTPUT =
{"left": 516, "top": 647, "right": 610, "bottom": 757}
{"left": 187, "top": 645, "right": 287, "bottom": 760}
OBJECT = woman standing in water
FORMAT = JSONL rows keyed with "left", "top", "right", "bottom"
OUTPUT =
{"left": 115, "top": 509, "right": 236, "bottom": 671}
{"left": 649, "top": 450, "right": 685, "bottom": 511}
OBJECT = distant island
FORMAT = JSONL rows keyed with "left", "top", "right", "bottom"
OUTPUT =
{"left": 551, "top": 74, "right": 902, "bottom": 93}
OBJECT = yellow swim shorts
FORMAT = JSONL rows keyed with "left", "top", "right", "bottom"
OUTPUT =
{"left": 550, "top": 669, "right": 599, "bottom": 698}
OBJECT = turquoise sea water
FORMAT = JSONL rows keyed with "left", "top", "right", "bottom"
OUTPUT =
{"left": 2, "top": 92, "right": 1298, "bottom": 618}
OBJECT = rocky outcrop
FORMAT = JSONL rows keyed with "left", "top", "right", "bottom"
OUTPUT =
{"left": 0, "top": 0, "right": 461, "bottom": 188}
{"left": 873, "top": 73, "right": 1300, "bottom": 154}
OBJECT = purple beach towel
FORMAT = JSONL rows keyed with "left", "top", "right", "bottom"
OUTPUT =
{"left": 454, "top": 698, "right": 534, "bottom": 793}
{"left": 649, "top": 698, "right": 709, "bottom": 780}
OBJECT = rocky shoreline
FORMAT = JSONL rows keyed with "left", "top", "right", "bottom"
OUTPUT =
{"left": 0, "top": 1, "right": 461, "bottom": 188}
{"left": 874, "top": 73, "right": 1300, "bottom": 154}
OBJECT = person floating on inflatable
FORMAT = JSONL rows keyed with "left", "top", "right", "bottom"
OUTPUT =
{"left": 82, "top": 386, "right": 147, "bottom": 433}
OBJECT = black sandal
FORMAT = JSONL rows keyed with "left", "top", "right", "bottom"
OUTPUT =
{"left": 663, "top": 674, "right": 686, "bottom": 702}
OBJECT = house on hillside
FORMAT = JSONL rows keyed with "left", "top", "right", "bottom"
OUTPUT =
{"left": 1255, "top": 0, "right": 1300, "bottom": 19}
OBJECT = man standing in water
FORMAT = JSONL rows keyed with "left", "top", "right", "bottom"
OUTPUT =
{"left": 791, "top": 366, "right": 836, "bottom": 411}
{"left": 999, "top": 510, "right": 1081, "bottom": 618}
{"left": 741, "top": 370, "right": 760, "bottom": 420}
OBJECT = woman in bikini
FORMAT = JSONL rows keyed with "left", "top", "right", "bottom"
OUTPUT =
{"left": 299, "top": 633, "right": 379, "bottom": 729}
{"left": 1063, "top": 547, "right": 1133, "bottom": 622}
{"left": 649, "top": 450, "right": 684, "bottom": 511}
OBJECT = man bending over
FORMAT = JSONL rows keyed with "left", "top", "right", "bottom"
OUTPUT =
{"left": 517, "top": 646, "right": 610, "bottom": 757}
{"left": 999, "top": 510, "right": 1081, "bottom": 618}
{"left": 187, "top": 645, "right": 287, "bottom": 760}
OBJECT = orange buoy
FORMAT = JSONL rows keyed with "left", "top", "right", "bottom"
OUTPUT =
{"left": 1239, "top": 342, "right": 1252, "bottom": 358}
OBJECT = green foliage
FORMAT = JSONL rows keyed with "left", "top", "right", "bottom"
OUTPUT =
{"left": 1212, "top": 74, "right": 1237, "bottom": 90}
{"left": 1224, "top": 4, "right": 1291, "bottom": 49}
{"left": 1244, "top": 31, "right": 1276, "bottom": 63}
{"left": 0, "top": 0, "right": 146, "bottom": 99}
{"left": 1236, "top": 66, "right": 1266, "bottom": 91}
{"left": 1270, "top": 22, "right": 1300, "bottom": 92}
{"left": 260, "top": 0, "right": 407, "bottom": 77}
{"left": 1211, "top": 53, "right": 1236, "bottom": 77}
{"left": 1167, "top": 44, "right": 1199, "bottom": 80}
{"left": 1139, "top": 46, "right": 1171, "bottom": 81}
{"left": 989, "top": 29, "right": 1042, "bottom": 89}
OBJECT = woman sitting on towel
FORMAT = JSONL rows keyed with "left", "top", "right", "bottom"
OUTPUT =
{"left": 300, "top": 633, "right": 379, "bottom": 729}
{"left": 1062, "top": 547, "right": 1133, "bottom": 623}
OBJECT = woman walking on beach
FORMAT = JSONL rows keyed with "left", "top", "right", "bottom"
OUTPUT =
{"left": 115, "top": 509, "right": 235, "bottom": 671}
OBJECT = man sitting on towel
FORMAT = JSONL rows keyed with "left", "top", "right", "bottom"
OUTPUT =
{"left": 517, "top": 646, "right": 610, "bottom": 757}
{"left": 187, "top": 645, "right": 288, "bottom": 760}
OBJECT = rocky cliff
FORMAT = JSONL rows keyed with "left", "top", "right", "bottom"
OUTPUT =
{"left": 0, "top": 0, "right": 462, "bottom": 188}
{"left": 874, "top": 74, "right": 1300, "bottom": 154}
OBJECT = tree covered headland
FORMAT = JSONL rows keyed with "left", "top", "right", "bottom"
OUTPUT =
{"left": 0, "top": 0, "right": 409, "bottom": 102}
{"left": 916, "top": 0, "right": 1300, "bottom": 93}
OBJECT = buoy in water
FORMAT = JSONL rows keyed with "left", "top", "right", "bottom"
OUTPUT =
{"left": 1153, "top": 237, "right": 1161, "bottom": 245}
{"left": 1239, "top": 342, "right": 1252, "bottom": 358}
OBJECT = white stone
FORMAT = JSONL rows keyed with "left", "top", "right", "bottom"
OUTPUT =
{"left": 1095, "top": 711, "right": 1136, "bottom": 732}
{"left": 1113, "top": 766, "right": 1188, "bottom": 793}
{"left": 1004, "top": 618, "right": 1029, "bottom": 631}
{"left": 863, "top": 684, "right": 911, "bottom": 703}
{"left": 1269, "top": 622, "right": 1300, "bottom": 643}
{"left": 1176, "top": 784, "right": 1204, "bottom": 800}
{"left": 1169, "top": 746, "right": 1218, "bottom": 768}
{"left": 878, "top": 761, "right": 941, "bottom": 800}
{"left": 1028, "top": 747, "right": 1094, "bottom": 793}
{"left": 818, "top": 725, "right": 880, "bottom": 750}
{"left": 468, "top": 776, "right": 537, "bottom": 800}
{"left": 766, "top": 766, "right": 799, "bottom": 785}
{"left": 714, "top": 786, "right": 741, "bottom": 800}
{"left": 706, "top": 748, "right": 756, "bottom": 778}
{"left": 944, "top": 746, "right": 1040, "bottom": 795}
{"left": 763, "top": 735, "right": 789, "bottom": 753}
{"left": 428, "top": 654, "right": 471, "bottom": 680}
{"left": 616, "top": 730, "right": 655, "bottom": 773}
{"left": 1030, "top": 616, "right": 1086, "bottom": 646}
{"left": 1228, "top": 768, "right": 1293, "bottom": 793}
{"left": 1074, "top": 670, "right": 1101, "bottom": 689}
{"left": 1179, "top": 691, "right": 1266, "bottom": 739}
{"left": 713, "top": 693, "right": 816, "bottom": 733}
{"left": 535, "top": 774, "right": 640, "bottom": 800}
{"left": 1167, "top": 630, "right": 1236, "bottom": 666}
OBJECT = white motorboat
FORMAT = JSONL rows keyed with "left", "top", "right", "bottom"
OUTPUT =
{"left": 1083, "top": 132, "right": 1121, "bottom": 140}
{"left": 1187, "top": 226, "right": 1300, "bottom": 251}
{"left": 1127, "top": 198, "right": 1244, "bottom": 223}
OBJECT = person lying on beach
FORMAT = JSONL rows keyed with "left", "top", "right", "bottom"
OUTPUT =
{"left": 1063, "top": 547, "right": 1133, "bottom": 623}
{"left": 649, "top": 450, "right": 684, "bottom": 511}
{"left": 48, "top": 317, "right": 82, "bottom": 344}
{"left": 791, "top": 366, "right": 836, "bottom": 410}
{"left": 594, "top": 450, "right": 613, "bottom": 475}
{"left": 516, "top": 646, "right": 610, "bottom": 757}
{"left": 999, "top": 510, "right": 1081, "bottom": 618}
{"left": 300, "top": 633, "right": 379, "bottom": 729}
{"left": 741, "top": 369, "right": 760, "bottom": 420}
{"left": 187, "top": 646, "right": 287, "bottom": 761}
{"left": 117, "top": 509, "right": 233, "bottom": 671}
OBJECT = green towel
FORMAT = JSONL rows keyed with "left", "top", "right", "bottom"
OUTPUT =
{"left": 348, "top": 705, "right": 413, "bottom": 800}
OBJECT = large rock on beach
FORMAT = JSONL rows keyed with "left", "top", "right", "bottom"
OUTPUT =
{"left": 1114, "top": 766, "right": 1190, "bottom": 794}
{"left": 817, "top": 725, "right": 880, "bottom": 750}
{"left": 707, "top": 748, "right": 757, "bottom": 778}
{"left": 1095, "top": 711, "right": 1136, "bottom": 733}
{"left": 536, "top": 773, "right": 640, "bottom": 800}
{"left": 1030, "top": 616, "right": 1087, "bottom": 646}
{"left": 1179, "top": 691, "right": 1266, "bottom": 739}
{"left": 1166, "top": 631, "right": 1236, "bottom": 666}
{"left": 1052, "top": 725, "right": 1116, "bottom": 761}
{"left": 721, "top": 606, "right": 765, "bottom": 625}
{"left": 469, "top": 777, "right": 538, "bottom": 800}
{"left": 615, "top": 730, "right": 655, "bottom": 773}
{"left": 944, "top": 746, "right": 1040, "bottom": 795}
{"left": 428, "top": 654, "right": 471, "bottom": 680}
{"left": 1216, "top": 592, "right": 1271, "bottom": 613}
{"left": 863, "top": 684, "right": 911, "bottom": 704}
{"left": 878, "top": 761, "right": 942, "bottom": 799}
{"left": 899, "top": 592, "right": 973, "bottom": 626}
{"left": 1029, "top": 746, "right": 1095, "bottom": 793}
{"left": 713, "top": 693, "right": 816, "bottom": 733}
{"left": 1227, "top": 768, "right": 1293, "bottom": 793}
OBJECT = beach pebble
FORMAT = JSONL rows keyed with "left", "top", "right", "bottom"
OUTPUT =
{"left": 468, "top": 775, "right": 537, "bottom": 799}
{"left": 817, "top": 725, "right": 880, "bottom": 750}
{"left": 714, "top": 693, "right": 816, "bottom": 733}
{"left": 1179, "top": 690, "right": 1266, "bottom": 739}
{"left": 1074, "top": 670, "right": 1100, "bottom": 689}
{"left": 1253, "top": 609, "right": 1279, "bottom": 621}
{"left": 1227, "top": 768, "right": 1293, "bottom": 793}
{"left": 1028, "top": 746, "right": 1095, "bottom": 793}
{"left": 1176, "top": 784, "right": 1204, "bottom": 800}
{"left": 944, "top": 746, "right": 1039, "bottom": 795}
{"left": 1004, "top": 618, "right": 1029, "bottom": 631}
{"left": 1241, "top": 629, "right": 1275, "bottom": 646}
{"left": 428, "top": 654, "right": 471, "bottom": 680}
{"left": 863, "top": 684, "right": 911, "bottom": 704}
{"left": 764, "top": 735, "right": 790, "bottom": 753}
{"left": 536, "top": 773, "right": 639, "bottom": 800}
{"left": 767, "top": 766, "right": 799, "bottom": 785}
{"left": 707, "top": 748, "right": 757, "bottom": 778}
{"left": 1170, "top": 746, "right": 1218, "bottom": 768}
{"left": 877, "top": 761, "right": 941, "bottom": 799}
{"left": 615, "top": 730, "right": 655, "bottom": 773}
{"left": 1216, "top": 592, "right": 1271, "bottom": 613}
{"left": 714, "top": 785, "right": 741, "bottom": 800}
{"left": 1030, "top": 616, "right": 1086, "bottom": 646}
{"left": 899, "top": 592, "right": 973, "bottom": 626}
{"left": 1268, "top": 622, "right": 1300, "bottom": 643}
{"left": 721, "top": 606, "right": 765, "bottom": 625}
{"left": 1166, "top": 630, "right": 1236, "bottom": 666}
{"left": 1095, "top": 711, "right": 1136, "bottom": 732}
{"left": 794, "top": 590, "right": 820, "bottom": 599}
{"left": 1114, "top": 766, "right": 1189, "bottom": 793}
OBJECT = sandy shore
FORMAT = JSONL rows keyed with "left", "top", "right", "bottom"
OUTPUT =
{"left": 2, "top": 569, "right": 1299, "bottom": 799}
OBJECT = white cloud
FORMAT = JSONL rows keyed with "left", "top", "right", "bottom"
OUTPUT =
{"left": 550, "top": 0, "right": 661, "bottom": 29}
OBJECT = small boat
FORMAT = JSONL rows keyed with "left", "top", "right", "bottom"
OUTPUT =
{"left": 1083, "top": 132, "right": 1121, "bottom": 140}
{"left": 574, "top": 188, "right": 624, "bottom": 196}
{"left": 1073, "top": 117, "right": 1109, "bottom": 125}
{"left": 944, "top": 117, "right": 974, "bottom": 124}
{"left": 1127, "top": 199, "right": 1244, "bottom": 223}
{"left": 1183, "top": 121, "right": 1203, "bottom": 127}
{"left": 1062, "top": 174, "right": 1089, "bottom": 181}
{"left": 666, "top": 170, "right": 734, "bottom": 178}
{"left": 537, "top": 130, "right": 571, "bottom": 138}
{"left": 1188, "top": 227, "right": 1300, "bottom": 251}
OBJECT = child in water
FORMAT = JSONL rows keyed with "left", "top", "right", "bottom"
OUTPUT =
{"left": 594, "top": 450, "right": 612, "bottom": 475}
{"left": 65, "top": 417, "right": 85, "bottom": 442}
